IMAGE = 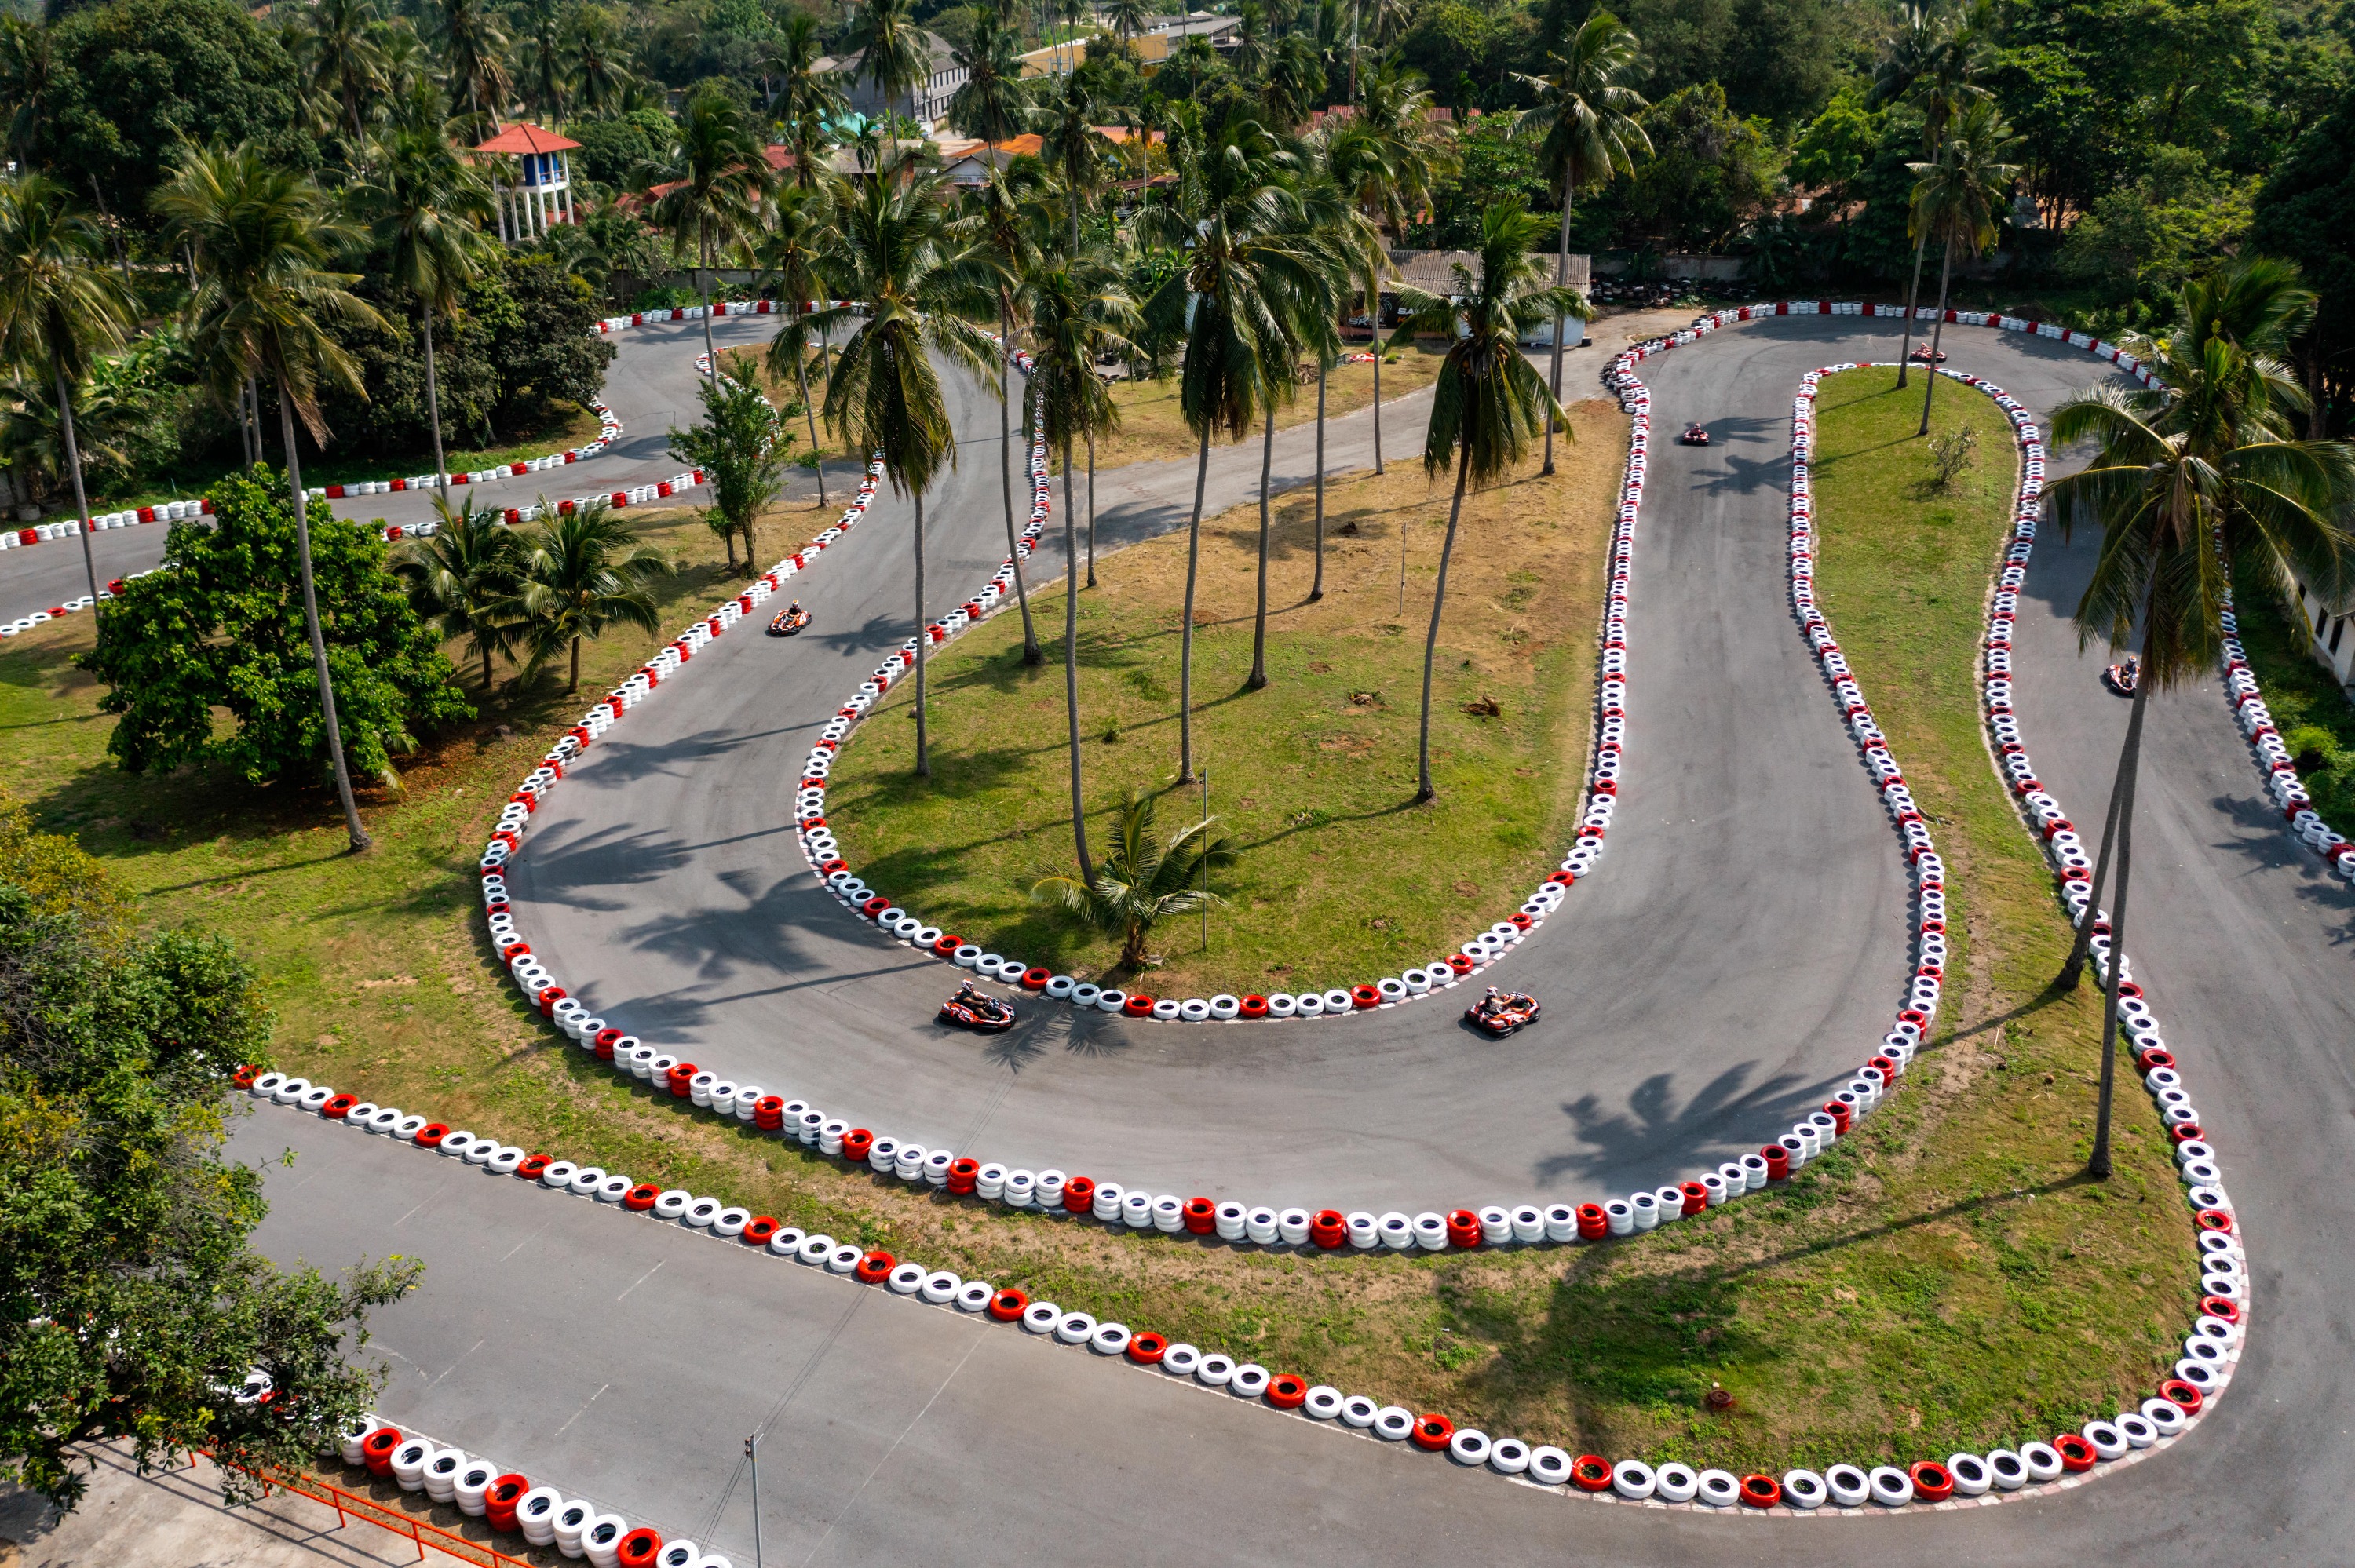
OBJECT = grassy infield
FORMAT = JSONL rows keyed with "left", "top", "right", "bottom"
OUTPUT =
{"left": 2, "top": 366, "right": 2193, "bottom": 1473}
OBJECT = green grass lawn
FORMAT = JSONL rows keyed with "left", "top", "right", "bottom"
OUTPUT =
{"left": 821, "top": 399, "right": 1623, "bottom": 997}
{"left": 0, "top": 377, "right": 2196, "bottom": 1471}
{"left": 1086, "top": 341, "right": 1454, "bottom": 471}
{"left": 2223, "top": 565, "right": 2355, "bottom": 838}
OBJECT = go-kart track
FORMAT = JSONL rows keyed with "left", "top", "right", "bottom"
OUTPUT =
{"left": 207, "top": 308, "right": 2353, "bottom": 1566}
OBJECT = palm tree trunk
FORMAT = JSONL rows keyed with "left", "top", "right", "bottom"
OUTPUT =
{"left": 236, "top": 379, "right": 256, "bottom": 470}
{"left": 247, "top": 377, "right": 265, "bottom": 470}
{"left": 1178, "top": 422, "right": 1210, "bottom": 783}
{"left": 422, "top": 304, "right": 450, "bottom": 496}
{"left": 275, "top": 379, "right": 371, "bottom": 852}
{"left": 1415, "top": 440, "right": 1470, "bottom": 803}
{"left": 1062, "top": 429, "right": 1093, "bottom": 881}
{"left": 483, "top": 643, "right": 495, "bottom": 687}
{"left": 1543, "top": 178, "right": 1573, "bottom": 477}
{"left": 1370, "top": 284, "right": 1384, "bottom": 476}
{"left": 1085, "top": 428, "right": 1097, "bottom": 587}
{"left": 1247, "top": 403, "right": 1274, "bottom": 689}
{"left": 913, "top": 487, "right": 930, "bottom": 777}
{"left": 700, "top": 223, "right": 719, "bottom": 389}
{"left": 1310, "top": 353, "right": 1327, "bottom": 600}
{"left": 2087, "top": 639, "right": 2151, "bottom": 1180}
{"left": 793, "top": 308, "right": 828, "bottom": 509}
{"left": 53, "top": 369, "right": 102, "bottom": 607}
{"left": 1001, "top": 310, "right": 1042, "bottom": 663}
{"left": 2057, "top": 742, "right": 2127, "bottom": 990}
{"left": 570, "top": 633, "right": 582, "bottom": 693}
{"left": 1917, "top": 232, "right": 1955, "bottom": 436}
{"left": 1896, "top": 230, "right": 1929, "bottom": 389}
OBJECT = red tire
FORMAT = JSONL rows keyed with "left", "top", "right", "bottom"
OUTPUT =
{"left": 484, "top": 1475, "right": 529, "bottom": 1530}
{"left": 1064, "top": 1176, "right": 1096, "bottom": 1214}
{"left": 2054, "top": 1433, "right": 2095, "bottom": 1472}
{"left": 1349, "top": 985, "right": 1380, "bottom": 1009}
{"left": 1182, "top": 1197, "right": 1215, "bottom": 1234}
{"left": 1824, "top": 1100, "right": 1852, "bottom": 1134}
{"left": 1410, "top": 1414, "right": 1454, "bottom": 1451}
{"left": 1022, "top": 967, "right": 1051, "bottom": 990}
{"left": 1123, "top": 993, "right": 1156, "bottom": 1017}
{"left": 1267, "top": 1374, "right": 1307, "bottom": 1409}
{"left": 1909, "top": 1460, "right": 1954, "bottom": 1501}
{"left": 744, "top": 1216, "right": 780, "bottom": 1247}
{"left": 2169, "top": 1121, "right": 2204, "bottom": 1143}
{"left": 1576, "top": 1202, "right": 1608, "bottom": 1239}
{"left": 615, "top": 1526, "right": 663, "bottom": 1568}
{"left": 2194, "top": 1209, "right": 2233, "bottom": 1234}
{"left": 2138, "top": 1048, "right": 2177, "bottom": 1074}
{"left": 1240, "top": 995, "right": 1269, "bottom": 1018}
{"left": 2198, "top": 1295, "right": 2242, "bottom": 1326}
{"left": 860, "top": 896, "right": 890, "bottom": 917}
{"left": 933, "top": 933, "right": 963, "bottom": 955}
{"left": 361, "top": 1427, "right": 403, "bottom": 1475}
{"left": 853, "top": 1250, "right": 894, "bottom": 1284}
{"left": 232, "top": 1065, "right": 261, "bottom": 1088}
{"left": 1126, "top": 1332, "right": 1167, "bottom": 1365}
{"left": 623, "top": 1183, "right": 659, "bottom": 1212}
{"left": 1740, "top": 1473, "right": 1781, "bottom": 1508}
{"left": 1571, "top": 1454, "right": 1613, "bottom": 1492}
{"left": 988, "top": 1288, "right": 1028, "bottom": 1322}
{"left": 518, "top": 1154, "right": 553, "bottom": 1181}
{"left": 2159, "top": 1377, "right": 2203, "bottom": 1415}
{"left": 594, "top": 1029, "right": 625, "bottom": 1059}
{"left": 322, "top": 1094, "right": 357, "bottom": 1119}
{"left": 947, "top": 1157, "right": 980, "bottom": 1194}
{"left": 666, "top": 1063, "right": 697, "bottom": 1096}
{"left": 1310, "top": 1210, "right": 1346, "bottom": 1249}
{"left": 1445, "top": 954, "right": 1473, "bottom": 975}
{"left": 1445, "top": 1209, "right": 1481, "bottom": 1249}
{"left": 1762, "top": 1144, "right": 1791, "bottom": 1182}
{"left": 1507, "top": 913, "right": 1533, "bottom": 931}
{"left": 843, "top": 1129, "right": 874, "bottom": 1163}
{"left": 414, "top": 1123, "right": 450, "bottom": 1149}
{"left": 1678, "top": 1182, "right": 1707, "bottom": 1216}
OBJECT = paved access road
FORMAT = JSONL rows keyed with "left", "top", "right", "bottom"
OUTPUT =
{"left": 227, "top": 314, "right": 2354, "bottom": 1565}
{"left": 0, "top": 315, "right": 854, "bottom": 625}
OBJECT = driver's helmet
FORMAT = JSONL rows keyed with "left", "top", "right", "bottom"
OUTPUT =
{"left": 1484, "top": 985, "right": 1500, "bottom": 999}
{"left": 957, "top": 978, "right": 977, "bottom": 994}
{"left": 789, "top": 600, "right": 801, "bottom": 612}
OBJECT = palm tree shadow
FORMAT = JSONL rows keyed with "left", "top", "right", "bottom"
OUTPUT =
{"left": 1536, "top": 1061, "right": 1836, "bottom": 1189}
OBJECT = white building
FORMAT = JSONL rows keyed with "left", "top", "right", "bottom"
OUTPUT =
{"left": 474, "top": 123, "right": 579, "bottom": 244}
{"left": 2293, "top": 579, "right": 2355, "bottom": 687}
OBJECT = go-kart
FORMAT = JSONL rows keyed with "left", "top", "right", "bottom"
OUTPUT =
{"left": 2103, "top": 658, "right": 2140, "bottom": 697}
{"left": 939, "top": 981, "right": 1017, "bottom": 1033}
{"left": 769, "top": 603, "right": 812, "bottom": 636}
{"left": 1909, "top": 344, "right": 1948, "bottom": 363}
{"left": 1465, "top": 986, "right": 1541, "bottom": 1036}
{"left": 1678, "top": 422, "right": 1711, "bottom": 446}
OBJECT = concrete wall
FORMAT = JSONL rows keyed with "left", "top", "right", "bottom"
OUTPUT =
{"left": 2294, "top": 581, "right": 2355, "bottom": 689}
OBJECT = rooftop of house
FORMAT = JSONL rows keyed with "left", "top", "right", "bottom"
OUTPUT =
{"left": 473, "top": 122, "right": 582, "bottom": 155}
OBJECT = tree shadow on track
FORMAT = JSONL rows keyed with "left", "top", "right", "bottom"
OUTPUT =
{"left": 1535, "top": 1061, "right": 1851, "bottom": 1191}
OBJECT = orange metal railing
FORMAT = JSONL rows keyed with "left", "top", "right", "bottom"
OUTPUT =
{"left": 193, "top": 1450, "right": 537, "bottom": 1568}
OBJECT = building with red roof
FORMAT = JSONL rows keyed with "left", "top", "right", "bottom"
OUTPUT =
{"left": 473, "top": 123, "right": 582, "bottom": 243}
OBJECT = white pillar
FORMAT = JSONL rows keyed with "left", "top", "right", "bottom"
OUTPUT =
{"left": 497, "top": 184, "right": 511, "bottom": 244}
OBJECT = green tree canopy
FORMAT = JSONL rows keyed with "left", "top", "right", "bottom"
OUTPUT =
{"left": 78, "top": 469, "right": 471, "bottom": 784}
{"left": 0, "top": 805, "right": 418, "bottom": 1512}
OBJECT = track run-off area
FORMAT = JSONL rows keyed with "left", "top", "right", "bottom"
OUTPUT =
{"left": 220, "top": 308, "right": 2352, "bottom": 1566}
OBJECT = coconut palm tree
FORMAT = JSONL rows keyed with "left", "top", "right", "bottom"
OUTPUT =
{"left": 350, "top": 124, "right": 498, "bottom": 501}
{"left": 304, "top": 0, "right": 392, "bottom": 145}
{"left": 1042, "top": 75, "right": 1109, "bottom": 259}
{"left": 2046, "top": 264, "right": 2355, "bottom": 1177}
{"left": 1390, "top": 202, "right": 1590, "bottom": 801}
{"left": 1030, "top": 785, "right": 1235, "bottom": 969}
{"left": 518, "top": 498, "right": 674, "bottom": 692}
{"left": 959, "top": 162, "right": 1052, "bottom": 660}
{"left": 568, "top": 5, "right": 637, "bottom": 119}
{"left": 1512, "top": 11, "right": 1648, "bottom": 477}
{"left": 641, "top": 83, "right": 777, "bottom": 391}
{"left": 152, "top": 147, "right": 391, "bottom": 850}
{"left": 1105, "top": 0, "right": 1149, "bottom": 45}
{"left": 396, "top": 493, "right": 527, "bottom": 687}
{"left": 803, "top": 158, "right": 1000, "bottom": 776}
{"left": 770, "top": 12, "right": 841, "bottom": 173}
{"left": 948, "top": 9, "right": 1032, "bottom": 146}
{"left": 517, "top": 5, "right": 570, "bottom": 124}
{"left": 1138, "top": 106, "right": 1324, "bottom": 782}
{"left": 759, "top": 182, "right": 840, "bottom": 509}
{"left": 437, "top": 0, "right": 513, "bottom": 136}
{"left": 1908, "top": 100, "right": 2017, "bottom": 433}
{"left": 0, "top": 173, "right": 134, "bottom": 607}
{"left": 1023, "top": 253, "right": 1139, "bottom": 879}
{"left": 845, "top": 0, "right": 930, "bottom": 130}
{"left": 1302, "top": 137, "right": 1386, "bottom": 598}
{"left": 1871, "top": 0, "right": 1989, "bottom": 386}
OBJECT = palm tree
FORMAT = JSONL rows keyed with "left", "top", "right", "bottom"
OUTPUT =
{"left": 303, "top": 0, "right": 391, "bottom": 146}
{"left": 152, "top": 147, "right": 390, "bottom": 850}
{"left": 1391, "top": 202, "right": 1590, "bottom": 801}
{"left": 759, "top": 183, "right": 840, "bottom": 509}
{"left": 350, "top": 124, "right": 498, "bottom": 501}
{"left": 437, "top": 0, "right": 513, "bottom": 137}
{"left": 845, "top": 0, "right": 930, "bottom": 130}
{"left": 1105, "top": 0, "right": 1149, "bottom": 45}
{"left": 770, "top": 13, "right": 842, "bottom": 175}
{"left": 0, "top": 174, "right": 133, "bottom": 607}
{"left": 1871, "top": 0, "right": 1989, "bottom": 386}
{"left": 1908, "top": 100, "right": 2017, "bottom": 433}
{"left": 1230, "top": 1, "right": 1272, "bottom": 78}
{"left": 805, "top": 158, "right": 1000, "bottom": 777}
{"left": 396, "top": 493, "right": 527, "bottom": 686}
{"left": 668, "top": 349, "right": 790, "bottom": 571}
{"left": 960, "top": 162, "right": 1051, "bottom": 661}
{"left": 568, "top": 5, "right": 637, "bottom": 119}
{"left": 1138, "top": 107, "right": 1324, "bottom": 782}
{"left": 1024, "top": 254, "right": 1139, "bottom": 880}
{"left": 1031, "top": 786, "right": 1234, "bottom": 969}
{"left": 518, "top": 6, "right": 570, "bottom": 124}
{"left": 1042, "top": 75, "right": 1109, "bottom": 259}
{"left": 642, "top": 83, "right": 776, "bottom": 391}
{"left": 948, "top": 9, "right": 1032, "bottom": 146}
{"left": 1512, "top": 11, "right": 1648, "bottom": 477}
{"left": 518, "top": 498, "right": 674, "bottom": 692}
{"left": 1261, "top": 35, "right": 1325, "bottom": 129}
{"left": 1303, "top": 138, "right": 1386, "bottom": 598}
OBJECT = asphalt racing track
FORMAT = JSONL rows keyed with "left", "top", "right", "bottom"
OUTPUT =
{"left": 221, "top": 312, "right": 2353, "bottom": 1565}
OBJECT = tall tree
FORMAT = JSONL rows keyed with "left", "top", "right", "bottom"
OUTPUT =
{"left": 1042, "top": 75, "right": 1109, "bottom": 259}
{"left": 0, "top": 173, "right": 133, "bottom": 608}
{"left": 770, "top": 12, "right": 842, "bottom": 175}
{"left": 668, "top": 349, "right": 791, "bottom": 572}
{"left": 1024, "top": 254, "right": 1138, "bottom": 880}
{"left": 2046, "top": 276, "right": 2353, "bottom": 1176}
{"left": 396, "top": 493, "right": 527, "bottom": 687}
{"left": 846, "top": 0, "right": 931, "bottom": 129}
{"left": 153, "top": 147, "right": 390, "bottom": 851}
{"left": 1908, "top": 100, "right": 2017, "bottom": 433}
{"left": 959, "top": 162, "right": 1051, "bottom": 662}
{"left": 568, "top": 5, "right": 637, "bottom": 119}
{"left": 641, "top": 83, "right": 776, "bottom": 391}
{"left": 759, "top": 183, "right": 841, "bottom": 509}
{"left": 948, "top": 9, "right": 1033, "bottom": 146}
{"left": 437, "top": 0, "right": 513, "bottom": 137}
{"left": 1511, "top": 11, "right": 1648, "bottom": 479}
{"left": 806, "top": 157, "right": 1000, "bottom": 776}
{"left": 350, "top": 125, "right": 498, "bottom": 502}
{"left": 302, "top": 0, "right": 391, "bottom": 145}
{"left": 517, "top": 499, "right": 673, "bottom": 691}
{"left": 1871, "top": 0, "right": 1988, "bottom": 387}
{"left": 1389, "top": 202, "right": 1589, "bottom": 801}
{"left": 1140, "top": 108, "right": 1322, "bottom": 781}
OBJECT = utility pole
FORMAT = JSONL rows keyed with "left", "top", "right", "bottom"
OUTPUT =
{"left": 1200, "top": 765, "right": 1210, "bottom": 952}
{"left": 745, "top": 1433, "right": 762, "bottom": 1568}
